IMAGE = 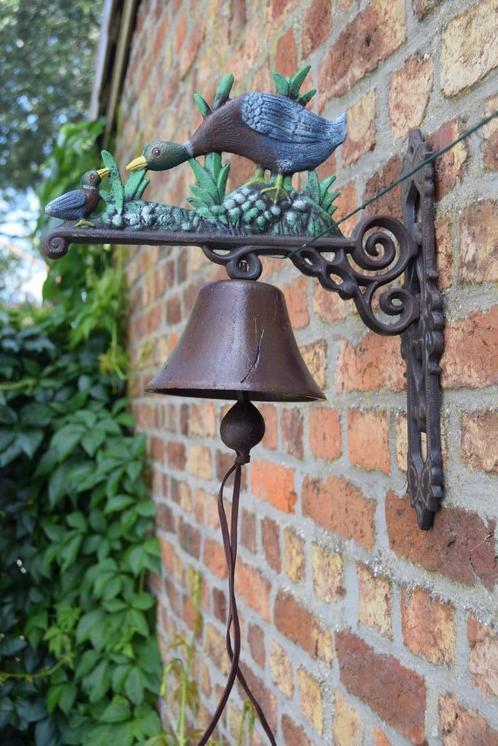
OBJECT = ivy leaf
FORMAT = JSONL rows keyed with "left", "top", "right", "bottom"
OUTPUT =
{"left": 51, "top": 423, "right": 85, "bottom": 461}
{"left": 100, "top": 696, "right": 131, "bottom": 723}
{"left": 125, "top": 667, "right": 145, "bottom": 705}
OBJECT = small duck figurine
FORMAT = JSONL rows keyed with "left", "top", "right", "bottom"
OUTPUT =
{"left": 45, "top": 168, "right": 110, "bottom": 226}
{"left": 126, "top": 93, "right": 346, "bottom": 200}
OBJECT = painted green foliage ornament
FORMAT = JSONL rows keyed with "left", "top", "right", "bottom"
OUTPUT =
{"left": 45, "top": 68, "right": 346, "bottom": 238}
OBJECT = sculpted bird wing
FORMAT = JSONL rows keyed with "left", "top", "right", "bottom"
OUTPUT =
{"left": 240, "top": 93, "right": 333, "bottom": 144}
{"left": 45, "top": 189, "right": 87, "bottom": 216}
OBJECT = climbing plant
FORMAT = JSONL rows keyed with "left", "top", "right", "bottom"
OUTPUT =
{"left": 0, "top": 121, "right": 163, "bottom": 746}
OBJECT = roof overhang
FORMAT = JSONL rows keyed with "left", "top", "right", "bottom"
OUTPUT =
{"left": 90, "top": 0, "right": 139, "bottom": 137}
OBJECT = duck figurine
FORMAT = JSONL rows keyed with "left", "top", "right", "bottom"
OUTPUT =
{"left": 126, "top": 92, "right": 346, "bottom": 201}
{"left": 45, "top": 168, "right": 110, "bottom": 226}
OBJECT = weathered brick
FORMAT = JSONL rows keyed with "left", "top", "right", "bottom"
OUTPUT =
{"left": 364, "top": 154, "right": 403, "bottom": 220}
{"left": 439, "top": 693, "right": 498, "bottom": 744}
{"left": 236, "top": 665, "right": 277, "bottom": 731}
{"left": 204, "top": 623, "right": 229, "bottom": 674}
{"left": 312, "top": 544, "right": 343, "bottom": 602}
{"left": 235, "top": 560, "right": 271, "bottom": 620}
{"left": 283, "top": 276, "right": 310, "bottom": 330}
{"left": 261, "top": 516, "right": 281, "bottom": 572}
{"left": 187, "top": 444, "right": 212, "bottom": 480}
{"left": 309, "top": 406, "right": 342, "bottom": 461}
{"left": 467, "top": 616, "right": 498, "bottom": 698}
{"left": 303, "top": 475, "right": 376, "bottom": 550}
{"left": 484, "top": 96, "right": 498, "bottom": 171}
{"left": 281, "top": 407, "right": 304, "bottom": 459}
{"left": 459, "top": 201, "right": 498, "bottom": 284}
{"left": 283, "top": 528, "right": 306, "bottom": 582}
{"left": 282, "top": 715, "right": 312, "bottom": 746}
{"left": 184, "top": 401, "right": 217, "bottom": 437}
{"left": 248, "top": 623, "right": 266, "bottom": 668}
{"left": 401, "top": 587, "right": 456, "bottom": 665}
{"left": 441, "top": 0, "right": 498, "bottom": 96}
{"left": 274, "top": 591, "right": 333, "bottom": 663}
{"left": 435, "top": 214, "right": 454, "bottom": 290}
{"left": 250, "top": 460, "right": 297, "bottom": 513}
{"left": 333, "top": 179, "right": 358, "bottom": 236}
{"left": 269, "top": 640, "right": 293, "bottom": 698}
{"left": 343, "top": 90, "right": 376, "bottom": 165}
{"left": 302, "top": 0, "right": 332, "bottom": 55}
{"left": 301, "top": 339, "right": 327, "bottom": 389}
{"left": 313, "top": 284, "right": 348, "bottom": 324}
{"left": 337, "top": 332, "right": 404, "bottom": 393}
{"left": 358, "top": 563, "right": 392, "bottom": 638}
{"left": 386, "top": 492, "right": 498, "bottom": 590}
{"left": 348, "top": 409, "right": 390, "bottom": 474}
{"left": 178, "top": 517, "right": 201, "bottom": 559}
{"left": 319, "top": 0, "right": 406, "bottom": 100}
{"left": 413, "top": 0, "right": 441, "bottom": 19}
{"left": 259, "top": 404, "right": 278, "bottom": 450}
{"left": 296, "top": 667, "right": 323, "bottom": 734}
{"left": 428, "top": 119, "right": 468, "bottom": 201}
{"left": 336, "top": 631, "right": 426, "bottom": 743}
{"left": 373, "top": 728, "right": 392, "bottom": 746}
{"left": 389, "top": 54, "right": 433, "bottom": 138}
{"left": 461, "top": 411, "right": 498, "bottom": 473}
{"left": 203, "top": 537, "right": 227, "bottom": 579}
{"left": 443, "top": 307, "right": 498, "bottom": 389}
{"left": 333, "top": 691, "right": 364, "bottom": 745}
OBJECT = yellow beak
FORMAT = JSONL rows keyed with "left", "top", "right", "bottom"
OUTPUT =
{"left": 126, "top": 155, "right": 148, "bottom": 172}
{"left": 97, "top": 168, "right": 110, "bottom": 178}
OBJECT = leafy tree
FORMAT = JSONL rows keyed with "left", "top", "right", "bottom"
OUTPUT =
{"left": 0, "top": 0, "right": 102, "bottom": 194}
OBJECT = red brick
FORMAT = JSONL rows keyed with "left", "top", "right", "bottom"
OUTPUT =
{"left": 401, "top": 587, "right": 456, "bottom": 665}
{"left": 435, "top": 214, "right": 454, "bottom": 290}
{"left": 212, "top": 587, "right": 226, "bottom": 623}
{"left": 203, "top": 538, "right": 227, "bottom": 579}
{"left": 337, "top": 333, "right": 404, "bottom": 393}
{"left": 241, "top": 509, "right": 256, "bottom": 552}
{"left": 459, "top": 201, "right": 498, "bottom": 283}
{"left": 302, "top": 0, "right": 332, "bottom": 56}
{"left": 389, "top": 54, "right": 434, "bottom": 138}
{"left": 428, "top": 119, "right": 468, "bottom": 201}
{"left": 281, "top": 407, "right": 304, "bottom": 459}
{"left": 484, "top": 96, "right": 498, "bottom": 171}
{"left": 250, "top": 460, "right": 297, "bottom": 513}
{"left": 348, "top": 409, "right": 390, "bottom": 474}
{"left": 443, "top": 307, "right": 498, "bottom": 389}
{"left": 156, "top": 503, "right": 175, "bottom": 533}
{"left": 413, "top": 0, "right": 441, "bottom": 19}
{"left": 343, "top": 90, "right": 376, "bottom": 165}
{"left": 333, "top": 179, "right": 359, "bottom": 236}
{"left": 178, "top": 518, "right": 201, "bottom": 559}
{"left": 262, "top": 517, "right": 281, "bottom": 572}
{"left": 248, "top": 623, "right": 266, "bottom": 668}
{"left": 301, "top": 339, "right": 327, "bottom": 389}
{"left": 236, "top": 666, "right": 277, "bottom": 732}
{"left": 166, "top": 441, "right": 186, "bottom": 470}
{"left": 467, "top": 616, "right": 498, "bottom": 698}
{"left": 313, "top": 283, "right": 349, "bottom": 323}
{"left": 282, "top": 715, "right": 313, "bottom": 746}
{"left": 270, "top": 0, "right": 298, "bottom": 22}
{"left": 274, "top": 591, "right": 333, "bottom": 663}
{"left": 259, "top": 403, "right": 278, "bottom": 449}
{"left": 386, "top": 492, "right": 498, "bottom": 590}
{"left": 461, "top": 411, "right": 498, "bottom": 473}
{"left": 364, "top": 155, "right": 403, "bottom": 221}
{"left": 439, "top": 693, "right": 498, "bottom": 745}
{"left": 319, "top": 0, "right": 405, "bottom": 100}
{"left": 274, "top": 28, "right": 297, "bottom": 77}
{"left": 303, "top": 475, "right": 376, "bottom": 550}
{"left": 229, "top": 0, "right": 246, "bottom": 42}
{"left": 336, "top": 631, "right": 426, "bottom": 743}
{"left": 235, "top": 560, "right": 271, "bottom": 620}
{"left": 309, "top": 406, "right": 342, "bottom": 461}
{"left": 283, "top": 276, "right": 310, "bottom": 330}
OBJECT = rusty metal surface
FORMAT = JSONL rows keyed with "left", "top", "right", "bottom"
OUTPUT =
{"left": 146, "top": 279, "right": 325, "bottom": 402}
{"left": 401, "top": 129, "right": 444, "bottom": 529}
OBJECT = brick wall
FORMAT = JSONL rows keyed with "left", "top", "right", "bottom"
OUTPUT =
{"left": 115, "top": 0, "right": 498, "bottom": 742}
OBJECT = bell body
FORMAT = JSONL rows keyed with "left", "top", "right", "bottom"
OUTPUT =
{"left": 147, "top": 279, "right": 325, "bottom": 402}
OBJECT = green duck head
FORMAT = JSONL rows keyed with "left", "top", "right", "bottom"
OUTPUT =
{"left": 126, "top": 141, "right": 190, "bottom": 173}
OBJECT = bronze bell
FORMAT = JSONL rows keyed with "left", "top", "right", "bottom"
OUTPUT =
{"left": 146, "top": 279, "right": 325, "bottom": 402}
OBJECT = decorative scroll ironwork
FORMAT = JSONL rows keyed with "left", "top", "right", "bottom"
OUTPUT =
{"left": 401, "top": 130, "right": 444, "bottom": 529}
{"left": 42, "top": 131, "right": 444, "bottom": 530}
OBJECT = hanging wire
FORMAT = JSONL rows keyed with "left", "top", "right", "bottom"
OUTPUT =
{"left": 285, "top": 108, "right": 498, "bottom": 260}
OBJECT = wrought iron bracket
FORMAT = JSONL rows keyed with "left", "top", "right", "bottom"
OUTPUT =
{"left": 42, "top": 129, "right": 444, "bottom": 528}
